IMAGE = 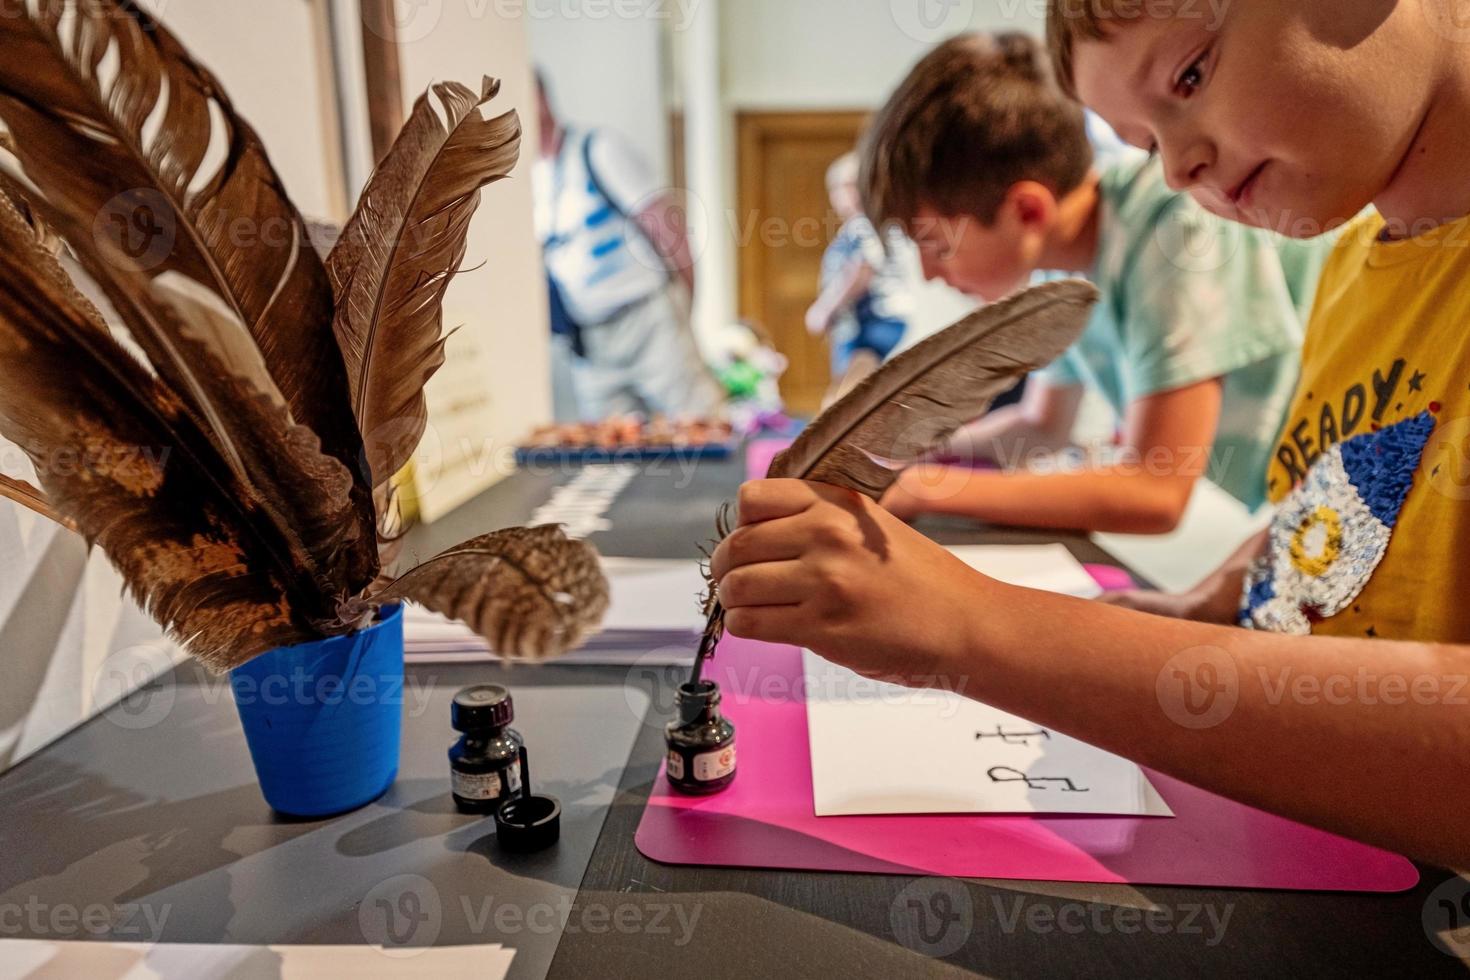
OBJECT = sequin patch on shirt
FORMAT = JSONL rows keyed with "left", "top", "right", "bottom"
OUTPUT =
{"left": 1240, "top": 412, "right": 1435, "bottom": 634}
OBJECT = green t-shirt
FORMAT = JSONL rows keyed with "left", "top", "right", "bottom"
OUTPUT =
{"left": 1040, "top": 157, "right": 1334, "bottom": 511}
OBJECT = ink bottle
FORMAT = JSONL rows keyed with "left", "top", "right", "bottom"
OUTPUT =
{"left": 449, "top": 685, "right": 524, "bottom": 814}
{"left": 665, "top": 681, "right": 736, "bottom": 795}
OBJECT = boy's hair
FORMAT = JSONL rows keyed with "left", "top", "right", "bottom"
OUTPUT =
{"left": 1045, "top": 1, "right": 1125, "bottom": 98}
{"left": 860, "top": 32, "right": 1091, "bottom": 231}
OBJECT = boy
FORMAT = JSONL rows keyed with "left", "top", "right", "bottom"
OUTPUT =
{"left": 710, "top": 2, "right": 1470, "bottom": 867}
{"left": 864, "top": 32, "right": 1331, "bottom": 533}
{"left": 807, "top": 153, "right": 914, "bottom": 407}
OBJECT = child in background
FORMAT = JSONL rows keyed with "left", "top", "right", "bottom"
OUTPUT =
{"left": 709, "top": 1, "right": 1470, "bottom": 868}
{"left": 864, "top": 33, "right": 1332, "bottom": 533}
{"left": 806, "top": 153, "right": 914, "bottom": 406}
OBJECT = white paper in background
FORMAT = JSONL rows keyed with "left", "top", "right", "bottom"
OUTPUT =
{"left": 0, "top": 940, "right": 514, "bottom": 980}
{"left": 403, "top": 557, "right": 709, "bottom": 664}
{"left": 803, "top": 651, "right": 1172, "bottom": 818}
{"left": 594, "top": 557, "right": 711, "bottom": 633}
{"left": 943, "top": 544, "right": 1104, "bottom": 598}
{"left": 406, "top": 557, "right": 707, "bottom": 638}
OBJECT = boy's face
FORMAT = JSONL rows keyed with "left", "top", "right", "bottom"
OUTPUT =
{"left": 1070, "top": 0, "right": 1433, "bottom": 235}
{"left": 911, "top": 200, "right": 1049, "bottom": 302}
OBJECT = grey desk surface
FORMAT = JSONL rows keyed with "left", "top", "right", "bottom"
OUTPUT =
{"left": 3, "top": 450, "right": 1466, "bottom": 978}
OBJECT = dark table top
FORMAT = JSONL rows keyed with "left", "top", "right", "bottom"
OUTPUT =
{"left": 406, "top": 448, "right": 1469, "bottom": 978}
{"left": 4, "top": 446, "right": 1465, "bottom": 978}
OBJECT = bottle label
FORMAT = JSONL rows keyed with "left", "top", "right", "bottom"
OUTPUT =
{"left": 666, "top": 750, "right": 684, "bottom": 781}
{"left": 693, "top": 744, "right": 736, "bottom": 782}
{"left": 453, "top": 766, "right": 521, "bottom": 801}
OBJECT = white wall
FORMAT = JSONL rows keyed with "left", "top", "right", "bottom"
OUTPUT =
{"left": 392, "top": 2, "right": 553, "bottom": 521}
{"left": 527, "top": 2, "right": 671, "bottom": 185}
{"left": 145, "top": 0, "right": 349, "bottom": 219}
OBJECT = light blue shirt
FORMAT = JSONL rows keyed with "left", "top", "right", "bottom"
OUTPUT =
{"left": 1040, "top": 158, "right": 1334, "bottom": 511}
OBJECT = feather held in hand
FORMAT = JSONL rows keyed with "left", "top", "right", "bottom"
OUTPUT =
{"left": 769, "top": 278, "right": 1098, "bottom": 492}
{"left": 693, "top": 278, "right": 1099, "bottom": 674}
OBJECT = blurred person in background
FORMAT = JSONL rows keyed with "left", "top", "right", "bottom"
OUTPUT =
{"left": 533, "top": 71, "right": 724, "bottom": 421}
{"left": 806, "top": 152, "right": 915, "bottom": 407}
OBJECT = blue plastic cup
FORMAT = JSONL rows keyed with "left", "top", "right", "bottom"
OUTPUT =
{"left": 230, "top": 605, "right": 405, "bottom": 818}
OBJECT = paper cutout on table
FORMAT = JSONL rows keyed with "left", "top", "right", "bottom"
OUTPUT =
{"left": 404, "top": 557, "right": 707, "bottom": 664}
{"left": 943, "top": 543, "right": 1104, "bottom": 598}
{"left": 803, "top": 650, "right": 1173, "bottom": 817}
{"left": 0, "top": 939, "right": 514, "bottom": 980}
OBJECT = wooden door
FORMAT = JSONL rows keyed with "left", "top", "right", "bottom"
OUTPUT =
{"left": 737, "top": 111, "right": 869, "bottom": 415}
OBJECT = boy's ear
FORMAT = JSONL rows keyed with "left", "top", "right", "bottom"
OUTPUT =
{"left": 1004, "top": 181, "right": 1059, "bottom": 230}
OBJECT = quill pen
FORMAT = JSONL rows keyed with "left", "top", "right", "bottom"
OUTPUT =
{"left": 690, "top": 278, "right": 1099, "bottom": 683}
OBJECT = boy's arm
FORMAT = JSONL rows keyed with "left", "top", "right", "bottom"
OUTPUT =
{"left": 711, "top": 480, "right": 1470, "bottom": 869}
{"left": 1100, "top": 527, "right": 1267, "bottom": 623}
{"left": 806, "top": 261, "right": 874, "bottom": 335}
{"left": 935, "top": 376, "right": 1083, "bottom": 464}
{"left": 884, "top": 377, "right": 1222, "bottom": 534}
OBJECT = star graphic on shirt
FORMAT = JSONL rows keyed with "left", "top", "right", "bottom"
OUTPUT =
{"left": 1409, "top": 370, "right": 1426, "bottom": 393}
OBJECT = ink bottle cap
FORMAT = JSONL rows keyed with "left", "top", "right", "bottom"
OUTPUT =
{"left": 665, "top": 680, "right": 737, "bottom": 795}
{"left": 452, "top": 684, "right": 514, "bottom": 733}
{"left": 494, "top": 792, "right": 562, "bottom": 852}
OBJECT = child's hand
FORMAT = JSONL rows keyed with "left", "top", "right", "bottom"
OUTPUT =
{"left": 709, "top": 479, "right": 993, "bottom": 685}
{"left": 804, "top": 303, "right": 832, "bottom": 336}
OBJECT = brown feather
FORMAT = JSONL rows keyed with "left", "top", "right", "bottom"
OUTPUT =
{"left": 769, "top": 279, "right": 1098, "bottom": 493}
{"left": 0, "top": 473, "right": 75, "bottom": 531}
{"left": 374, "top": 526, "right": 609, "bottom": 662}
{"left": 695, "top": 279, "right": 1099, "bottom": 669}
{"left": 0, "top": 0, "right": 378, "bottom": 590}
{"left": 326, "top": 77, "right": 521, "bottom": 491}
{"left": 0, "top": 194, "right": 326, "bottom": 669}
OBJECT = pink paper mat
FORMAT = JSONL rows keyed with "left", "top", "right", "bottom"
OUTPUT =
{"left": 635, "top": 637, "right": 1417, "bottom": 890}
{"left": 673, "top": 440, "right": 1418, "bottom": 889}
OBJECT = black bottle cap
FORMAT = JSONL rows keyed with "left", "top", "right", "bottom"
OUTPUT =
{"left": 452, "top": 685, "right": 514, "bottom": 733}
{"left": 495, "top": 794, "right": 562, "bottom": 852}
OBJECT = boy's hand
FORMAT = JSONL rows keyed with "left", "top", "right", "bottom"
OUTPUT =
{"left": 709, "top": 479, "right": 992, "bottom": 685}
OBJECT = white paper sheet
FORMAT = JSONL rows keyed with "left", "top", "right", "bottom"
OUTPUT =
{"left": 943, "top": 544, "right": 1104, "bottom": 598}
{"left": 803, "top": 651, "right": 1173, "bottom": 817}
{"left": 0, "top": 940, "right": 514, "bottom": 980}
{"left": 403, "top": 557, "right": 707, "bottom": 664}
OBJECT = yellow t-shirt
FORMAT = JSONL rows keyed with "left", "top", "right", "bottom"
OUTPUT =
{"left": 1242, "top": 211, "right": 1470, "bottom": 642}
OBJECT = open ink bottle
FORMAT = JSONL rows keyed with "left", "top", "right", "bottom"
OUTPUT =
{"left": 665, "top": 681, "right": 736, "bottom": 795}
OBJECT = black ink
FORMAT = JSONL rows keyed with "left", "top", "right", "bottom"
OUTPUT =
{"left": 987, "top": 766, "right": 1089, "bottom": 793}
{"left": 975, "top": 726, "right": 1052, "bottom": 746}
